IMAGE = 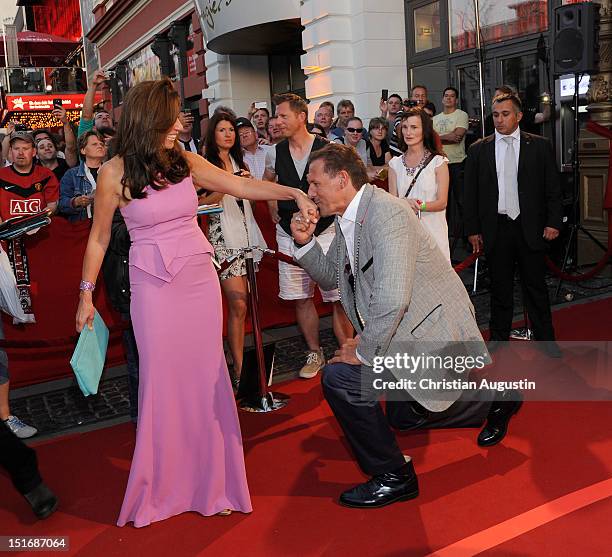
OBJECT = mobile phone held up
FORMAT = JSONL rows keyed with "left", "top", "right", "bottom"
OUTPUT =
{"left": 254, "top": 102, "right": 267, "bottom": 110}
{"left": 53, "top": 98, "right": 63, "bottom": 109}
{"left": 381, "top": 89, "right": 388, "bottom": 102}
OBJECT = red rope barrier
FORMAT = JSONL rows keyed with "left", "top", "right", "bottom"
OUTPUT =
{"left": 453, "top": 251, "right": 480, "bottom": 273}
{"left": 545, "top": 251, "right": 611, "bottom": 282}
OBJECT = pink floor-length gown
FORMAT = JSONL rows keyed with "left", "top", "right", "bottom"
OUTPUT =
{"left": 116, "top": 175, "right": 252, "bottom": 527}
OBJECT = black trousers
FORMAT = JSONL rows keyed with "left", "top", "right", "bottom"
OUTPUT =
{"left": 447, "top": 161, "right": 466, "bottom": 239}
{"left": 321, "top": 363, "right": 491, "bottom": 477}
{"left": 487, "top": 215, "right": 555, "bottom": 341}
{"left": 0, "top": 421, "right": 41, "bottom": 495}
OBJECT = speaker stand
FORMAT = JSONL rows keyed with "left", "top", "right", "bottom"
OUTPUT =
{"left": 554, "top": 73, "right": 608, "bottom": 300}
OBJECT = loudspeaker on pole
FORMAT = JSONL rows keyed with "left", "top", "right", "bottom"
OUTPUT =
{"left": 553, "top": 3, "right": 601, "bottom": 75}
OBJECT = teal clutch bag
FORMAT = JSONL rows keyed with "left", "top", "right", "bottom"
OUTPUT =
{"left": 70, "top": 311, "right": 109, "bottom": 396}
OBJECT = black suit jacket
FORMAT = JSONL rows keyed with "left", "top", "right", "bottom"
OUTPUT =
{"left": 464, "top": 131, "right": 562, "bottom": 253}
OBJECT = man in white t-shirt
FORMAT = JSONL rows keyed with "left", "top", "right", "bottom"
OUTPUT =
{"left": 433, "top": 87, "right": 469, "bottom": 241}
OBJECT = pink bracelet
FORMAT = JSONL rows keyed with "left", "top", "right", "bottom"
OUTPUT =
{"left": 80, "top": 280, "right": 95, "bottom": 292}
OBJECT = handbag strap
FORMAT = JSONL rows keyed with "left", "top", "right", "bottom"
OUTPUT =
{"left": 403, "top": 153, "right": 436, "bottom": 198}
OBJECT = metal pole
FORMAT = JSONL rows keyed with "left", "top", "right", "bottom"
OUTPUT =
{"left": 239, "top": 248, "right": 288, "bottom": 413}
{"left": 245, "top": 253, "right": 268, "bottom": 397}
{"left": 474, "top": 0, "right": 486, "bottom": 137}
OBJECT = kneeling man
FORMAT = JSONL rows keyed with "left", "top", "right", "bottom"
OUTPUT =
{"left": 291, "top": 144, "right": 522, "bottom": 508}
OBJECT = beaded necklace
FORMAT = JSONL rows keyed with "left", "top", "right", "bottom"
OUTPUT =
{"left": 402, "top": 149, "right": 431, "bottom": 178}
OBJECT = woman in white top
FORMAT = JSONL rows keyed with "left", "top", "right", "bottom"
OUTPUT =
{"left": 200, "top": 112, "right": 267, "bottom": 387}
{"left": 388, "top": 108, "right": 451, "bottom": 261}
{"left": 334, "top": 117, "right": 369, "bottom": 165}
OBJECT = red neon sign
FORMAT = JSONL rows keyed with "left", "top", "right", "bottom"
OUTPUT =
{"left": 6, "top": 93, "right": 103, "bottom": 112}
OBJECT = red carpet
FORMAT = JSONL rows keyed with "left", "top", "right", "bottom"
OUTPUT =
{"left": 2, "top": 297, "right": 612, "bottom": 556}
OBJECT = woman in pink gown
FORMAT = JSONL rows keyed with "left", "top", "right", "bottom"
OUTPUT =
{"left": 75, "top": 79, "right": 317, "bottom": 527}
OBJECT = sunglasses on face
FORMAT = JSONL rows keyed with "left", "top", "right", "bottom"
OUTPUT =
{"left": 347, "top": 127, "right": 363, "bottom": 133}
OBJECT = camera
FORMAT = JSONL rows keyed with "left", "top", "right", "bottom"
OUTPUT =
{"left": 403, "top": 100, "right": 418, "bottom": 108}
{"left": 14, "top": 124, "right": 29, "bottom": 132}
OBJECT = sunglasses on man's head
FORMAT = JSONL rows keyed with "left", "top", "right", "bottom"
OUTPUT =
{"left": 347, "top": 127, "right": 363, "bottom": 133}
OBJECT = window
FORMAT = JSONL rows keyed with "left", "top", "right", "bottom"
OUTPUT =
{"left": 411, "top": 60, "right": 448, "bottom": 108}
{"left": 449, "top": 0, "right": 549, "bottom": 53}
{"left": 414, "top": 2, "right": 441, "bottom": 53}
{"left": 269, "top": 54, "right": 306, "bottom": 100}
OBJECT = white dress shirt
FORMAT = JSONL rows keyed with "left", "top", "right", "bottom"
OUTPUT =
{"left": 495, "top": 126, "right": 521, "bottom": 215}
{"left": 293, "top": 186, "right": 368, "bottom": 364}
{"left": 338, "top": 185, "right": 365, "bottom": 272}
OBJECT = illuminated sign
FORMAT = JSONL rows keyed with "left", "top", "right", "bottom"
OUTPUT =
{"left": 6, "top": 93, "right": 102, "bottom": 112}
{"left": 559, "top": 74, "right": 590, "bottom": 99}
{"left": 0, "top": 109, "right": 81, "bottom": 129}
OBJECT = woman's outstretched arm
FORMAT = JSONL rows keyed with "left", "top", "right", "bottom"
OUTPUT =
{"left": 186, "top": 152, "right": 318, "bottom": 223}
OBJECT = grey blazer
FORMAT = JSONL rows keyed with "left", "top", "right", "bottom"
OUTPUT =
{"left": 296, "top": 184, "right": 488, "bottom": 412}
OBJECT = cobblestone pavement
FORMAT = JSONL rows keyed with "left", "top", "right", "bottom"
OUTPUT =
{"left": 11, "top": 270, "right": 612, "bottom": 440}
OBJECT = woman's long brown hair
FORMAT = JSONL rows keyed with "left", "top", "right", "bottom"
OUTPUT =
{"left": 114, "top": 78, "right": 190, "bottom": 199}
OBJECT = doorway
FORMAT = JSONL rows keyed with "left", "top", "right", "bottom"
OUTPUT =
{"left": 450, "top": 49, "right": 545, "bottom": 138}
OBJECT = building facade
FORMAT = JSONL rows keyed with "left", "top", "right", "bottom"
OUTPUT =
{"left": 83, "top": 0, "right": 208, "bottom": 138}
{"left": 196, "top": 0, "right": 409, "bottom": 120}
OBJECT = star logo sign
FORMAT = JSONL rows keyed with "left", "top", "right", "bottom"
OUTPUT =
{"left": 12, "top": 97, "right": 27, "bottom": 110}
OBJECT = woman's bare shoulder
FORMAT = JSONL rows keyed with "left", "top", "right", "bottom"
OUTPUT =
{"left": 97, "top": 157, "right": 126, "bottom": 199}
{"left": 100, "top": 156, "right": 124, "bottom": 177}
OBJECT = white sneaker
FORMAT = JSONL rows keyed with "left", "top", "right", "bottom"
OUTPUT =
{"left": 4, "top": 415, "right": 38, "bottom": 439}
{"left": 299, "top": 349, "right": 325, "bottom": 379}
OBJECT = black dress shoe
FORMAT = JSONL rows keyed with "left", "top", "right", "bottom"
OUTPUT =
{"left": 23, "top": 482, "right": 58, "bottom": 519}
{"left": 339, "top": 460, "right": 419, "bottom": 508}
{"left": 478, "top": 390, "right": 523, "bottom": 447}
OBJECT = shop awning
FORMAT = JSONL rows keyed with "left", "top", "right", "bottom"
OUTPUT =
{"left": 0, "top": 31, "right": 79, "bottom": 65}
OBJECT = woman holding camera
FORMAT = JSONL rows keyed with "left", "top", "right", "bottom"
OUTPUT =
{"left": 389, "top": 108, "right": 450, "bottom": 261}
{"left": 200, "top": 111, "right": 267, "bottom": 388}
